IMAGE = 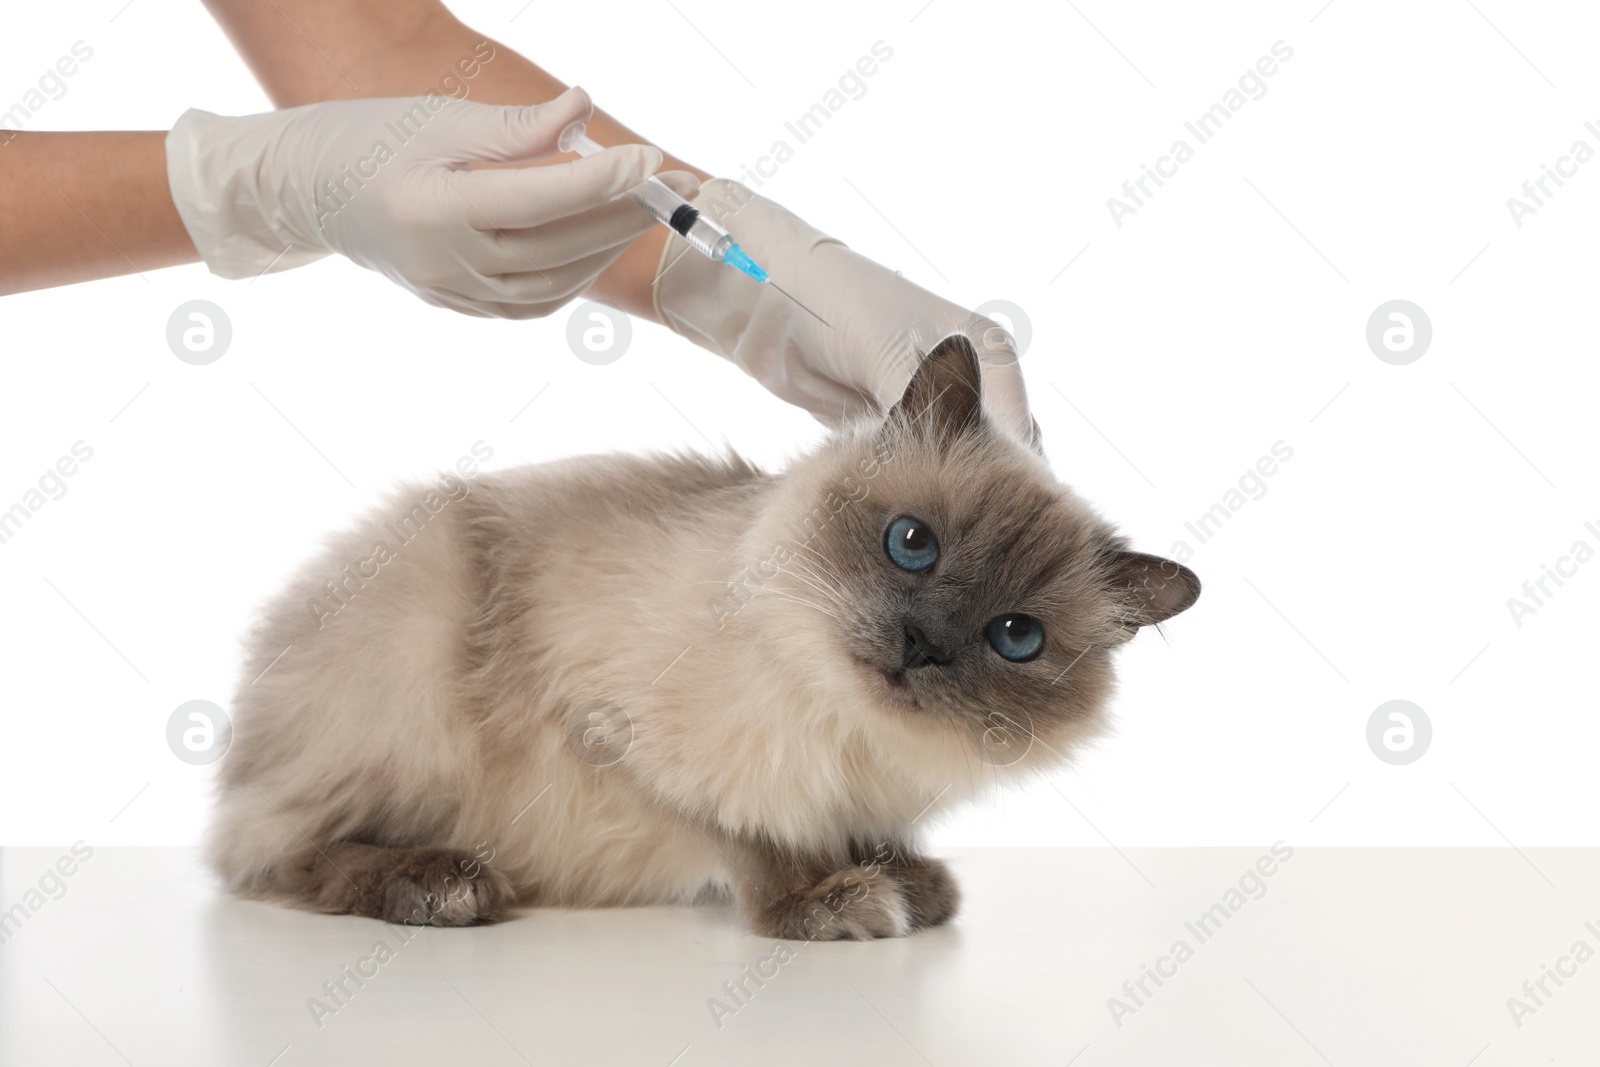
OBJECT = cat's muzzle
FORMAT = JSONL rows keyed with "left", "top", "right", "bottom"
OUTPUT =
{"left": 901, "top": 624, "right": 952, "bottom": 670}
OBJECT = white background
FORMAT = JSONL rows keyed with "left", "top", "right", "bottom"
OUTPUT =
{"left": 2, "top": 0, "right": 1595, "bottom": 851}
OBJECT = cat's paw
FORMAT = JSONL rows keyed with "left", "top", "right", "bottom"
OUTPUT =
{"left": 755, "top": 866, "right": 912, "bottom": 941}
{"left": 887, "top": 856, "right": 960, "bottom": 929}
{"left": 359, "top": 847, "right": 516, "bottom": 927}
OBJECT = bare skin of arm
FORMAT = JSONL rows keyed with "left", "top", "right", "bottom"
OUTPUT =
{"left": 0, "top": 1, "right": 699, "bottom": 308}
{"left": 202, "top": 0, "right": 708, "bottom": 320}
{"left": 0, "top": 132, "right": 199, "bottom": 296}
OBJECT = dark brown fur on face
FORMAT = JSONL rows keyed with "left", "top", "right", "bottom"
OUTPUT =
{"left": 776, "top": 334, "right": 1201, "bottom": 749}
{"left": 692, "top": 336, "right": 1198, "bottom": 941}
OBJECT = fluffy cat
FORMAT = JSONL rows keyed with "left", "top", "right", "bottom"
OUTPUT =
{"left": 211, "top": 335, "right": 1199, "bottom": 940}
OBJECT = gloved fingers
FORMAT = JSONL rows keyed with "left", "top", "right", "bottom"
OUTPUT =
{"left": 976, "top": 355, "right": 1033, "bottom": 443}
{"left": 426, "top": 281, "right": 590, "bottom": 321}
{"left": 482, "top": 169, "right": 701, "bottom": 273}
{"left": 438, "top": 87, "right": 594, "bottom": 164}
{"left": 483, "top": 198, "right": 656, "bottom": 274}
{"left": 447, "top": 145, "right": 663, "bottom": 230}
{"left": 427, "top": 239, "right": 629, "bottom": 309}
{"left": 795, "top": 376, "right": 884, "bottom": 428}
{"left": 410, "top": 286, "right": 498, "bottom": 318}
{"left": 426, "top": 282, "right": 599, "bottom": 322}
{"left": 464, "top": 300, "right": 569, "bottom": 321}
{"left": 652, "top": 169, "right": 703, "bottom": 200}
{"left": 852, "top": 310, "right": 1026, "bottom": 411}
{"left": 385, "top": 214, "right": 631, "bottom": 308}
{"left": 487, "top": 242, "right": 635, "bottom": 307}
{"left": 962, "top": 316, "right": 1016, "bottom": 362}
{"left": 826, "top": 305, "right": 1034, "bottom": 441}
{"left": 406, "top": 267, "right": 518, "bottom": 307}
{"left": 422, "top": 277, "right": 555, "bottom": 318}
{"left": 378, "top": 237, "right": 550, "bottom": 305}
{"left": 962, "top": 316, "right": 1033, "bottom": 442}
{"left": 727, "top": 319, "right": 883, "bottom": 425}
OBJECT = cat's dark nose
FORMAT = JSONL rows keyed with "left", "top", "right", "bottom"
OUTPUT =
{"left": 902, "top": 624, "right": 951, "bottom": 669}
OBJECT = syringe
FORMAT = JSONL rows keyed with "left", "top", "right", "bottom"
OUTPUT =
{"left": 558, "top": 122, "right": 770, "bottom": 284}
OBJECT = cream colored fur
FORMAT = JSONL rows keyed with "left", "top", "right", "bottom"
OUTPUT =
{"left": 210, "top": 339, "right": 1195, "bottom": 928}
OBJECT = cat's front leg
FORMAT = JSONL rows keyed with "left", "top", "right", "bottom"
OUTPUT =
{"left": 856, "top": 843, "right": 961, "bottom": 930}
{"left": 731, "top": 839, "right": 959, "bottom": 941}
{"left": 266, "top": 842, "right": 516, "bottom": 926}
{"left": 747, "top": 862, "right": 911, "bottom": 941}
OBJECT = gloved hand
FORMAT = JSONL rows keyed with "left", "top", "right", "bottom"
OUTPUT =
{"left": 165, "top": 87, "right": 698, "bottom": 318}
{"left": 652, "top": 179, "right": 1034, "bottom": 442}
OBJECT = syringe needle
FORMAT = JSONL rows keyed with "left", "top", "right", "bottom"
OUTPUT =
{"left": 769, "top": 282, "right": 832, "bottom": 329}
{"left": 560, "top": 122, "right": 823, "bottom": 319}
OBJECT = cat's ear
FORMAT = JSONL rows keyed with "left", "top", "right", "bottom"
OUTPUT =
{"left": 886, "top": 333, "right": 985, "bottom": 444}
{"left": 1106, "top": 551, "right": 1201, "bottom": 629}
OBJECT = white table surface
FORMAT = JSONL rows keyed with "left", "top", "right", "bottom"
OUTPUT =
{"left": 0, "top": 847, "right": 1594, "bottom": 1066}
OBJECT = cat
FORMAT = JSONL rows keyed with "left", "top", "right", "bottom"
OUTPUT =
{"left": 210, "top": 334, "right": 1199, "bottom": 940}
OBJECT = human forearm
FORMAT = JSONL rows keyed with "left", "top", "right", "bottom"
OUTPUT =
{"left": 203, "top": 0, "right": 702, "bottom": 317}
{"left": 0, "top": 132, "right": 198, "bottom": 296}
{"left": 196, "top": 1, "right": 1035, "bottom": 434}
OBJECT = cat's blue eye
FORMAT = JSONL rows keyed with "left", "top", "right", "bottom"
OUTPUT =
{"left": 986, "top": 613, "right": 1045, "bottom": 662}
{"left": 884, "top": 515, "right": 939, "bottom": 573}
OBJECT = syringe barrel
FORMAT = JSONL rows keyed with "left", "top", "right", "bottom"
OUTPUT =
{"left": 558, "top": 125, "right": 736, "bottom": 263}
{"left": 626, "top": 177, "right": 733, "bottom": 261}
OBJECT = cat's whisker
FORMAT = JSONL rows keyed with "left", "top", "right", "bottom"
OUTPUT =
{"left": 727, "top": 544, "right": 846, "bottom": 591}
{"left": 754, "top": 589, "right": 843, "bottom": 622}
{"left": 787, "top": 554, "right": 845, "bottom": 592}
{"left": 779, "top": 558, "right": 838, "bottom": 595}
{"left": 782, "top": 550, "right": 847, "bottom": 591}
{"left": 774, "top": 565, "right": 844, "bottom": 608}
{"left": 791, "top": 539, "right": 841, "bottom": 569}
{"left": 789, "top": 542, "right": 847, "bottom": 584}
{"left": 774, "top": 572, "right": 851, "bottom": 614}
{"left": 764, "top": 590, "right": 839, "bottom": 616}
{"left": 709, "top": 552, "right": 834, "bottom": 590}
{"left": 702, "top": 553, "right": 847, "bottom": 617}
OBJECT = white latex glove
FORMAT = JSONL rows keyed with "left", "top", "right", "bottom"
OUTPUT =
{"left": 652, "top": 179, "right": 1034, "bottom": 442}
{"left": 165, "top": 87, "right": 698, "bottom": 318}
